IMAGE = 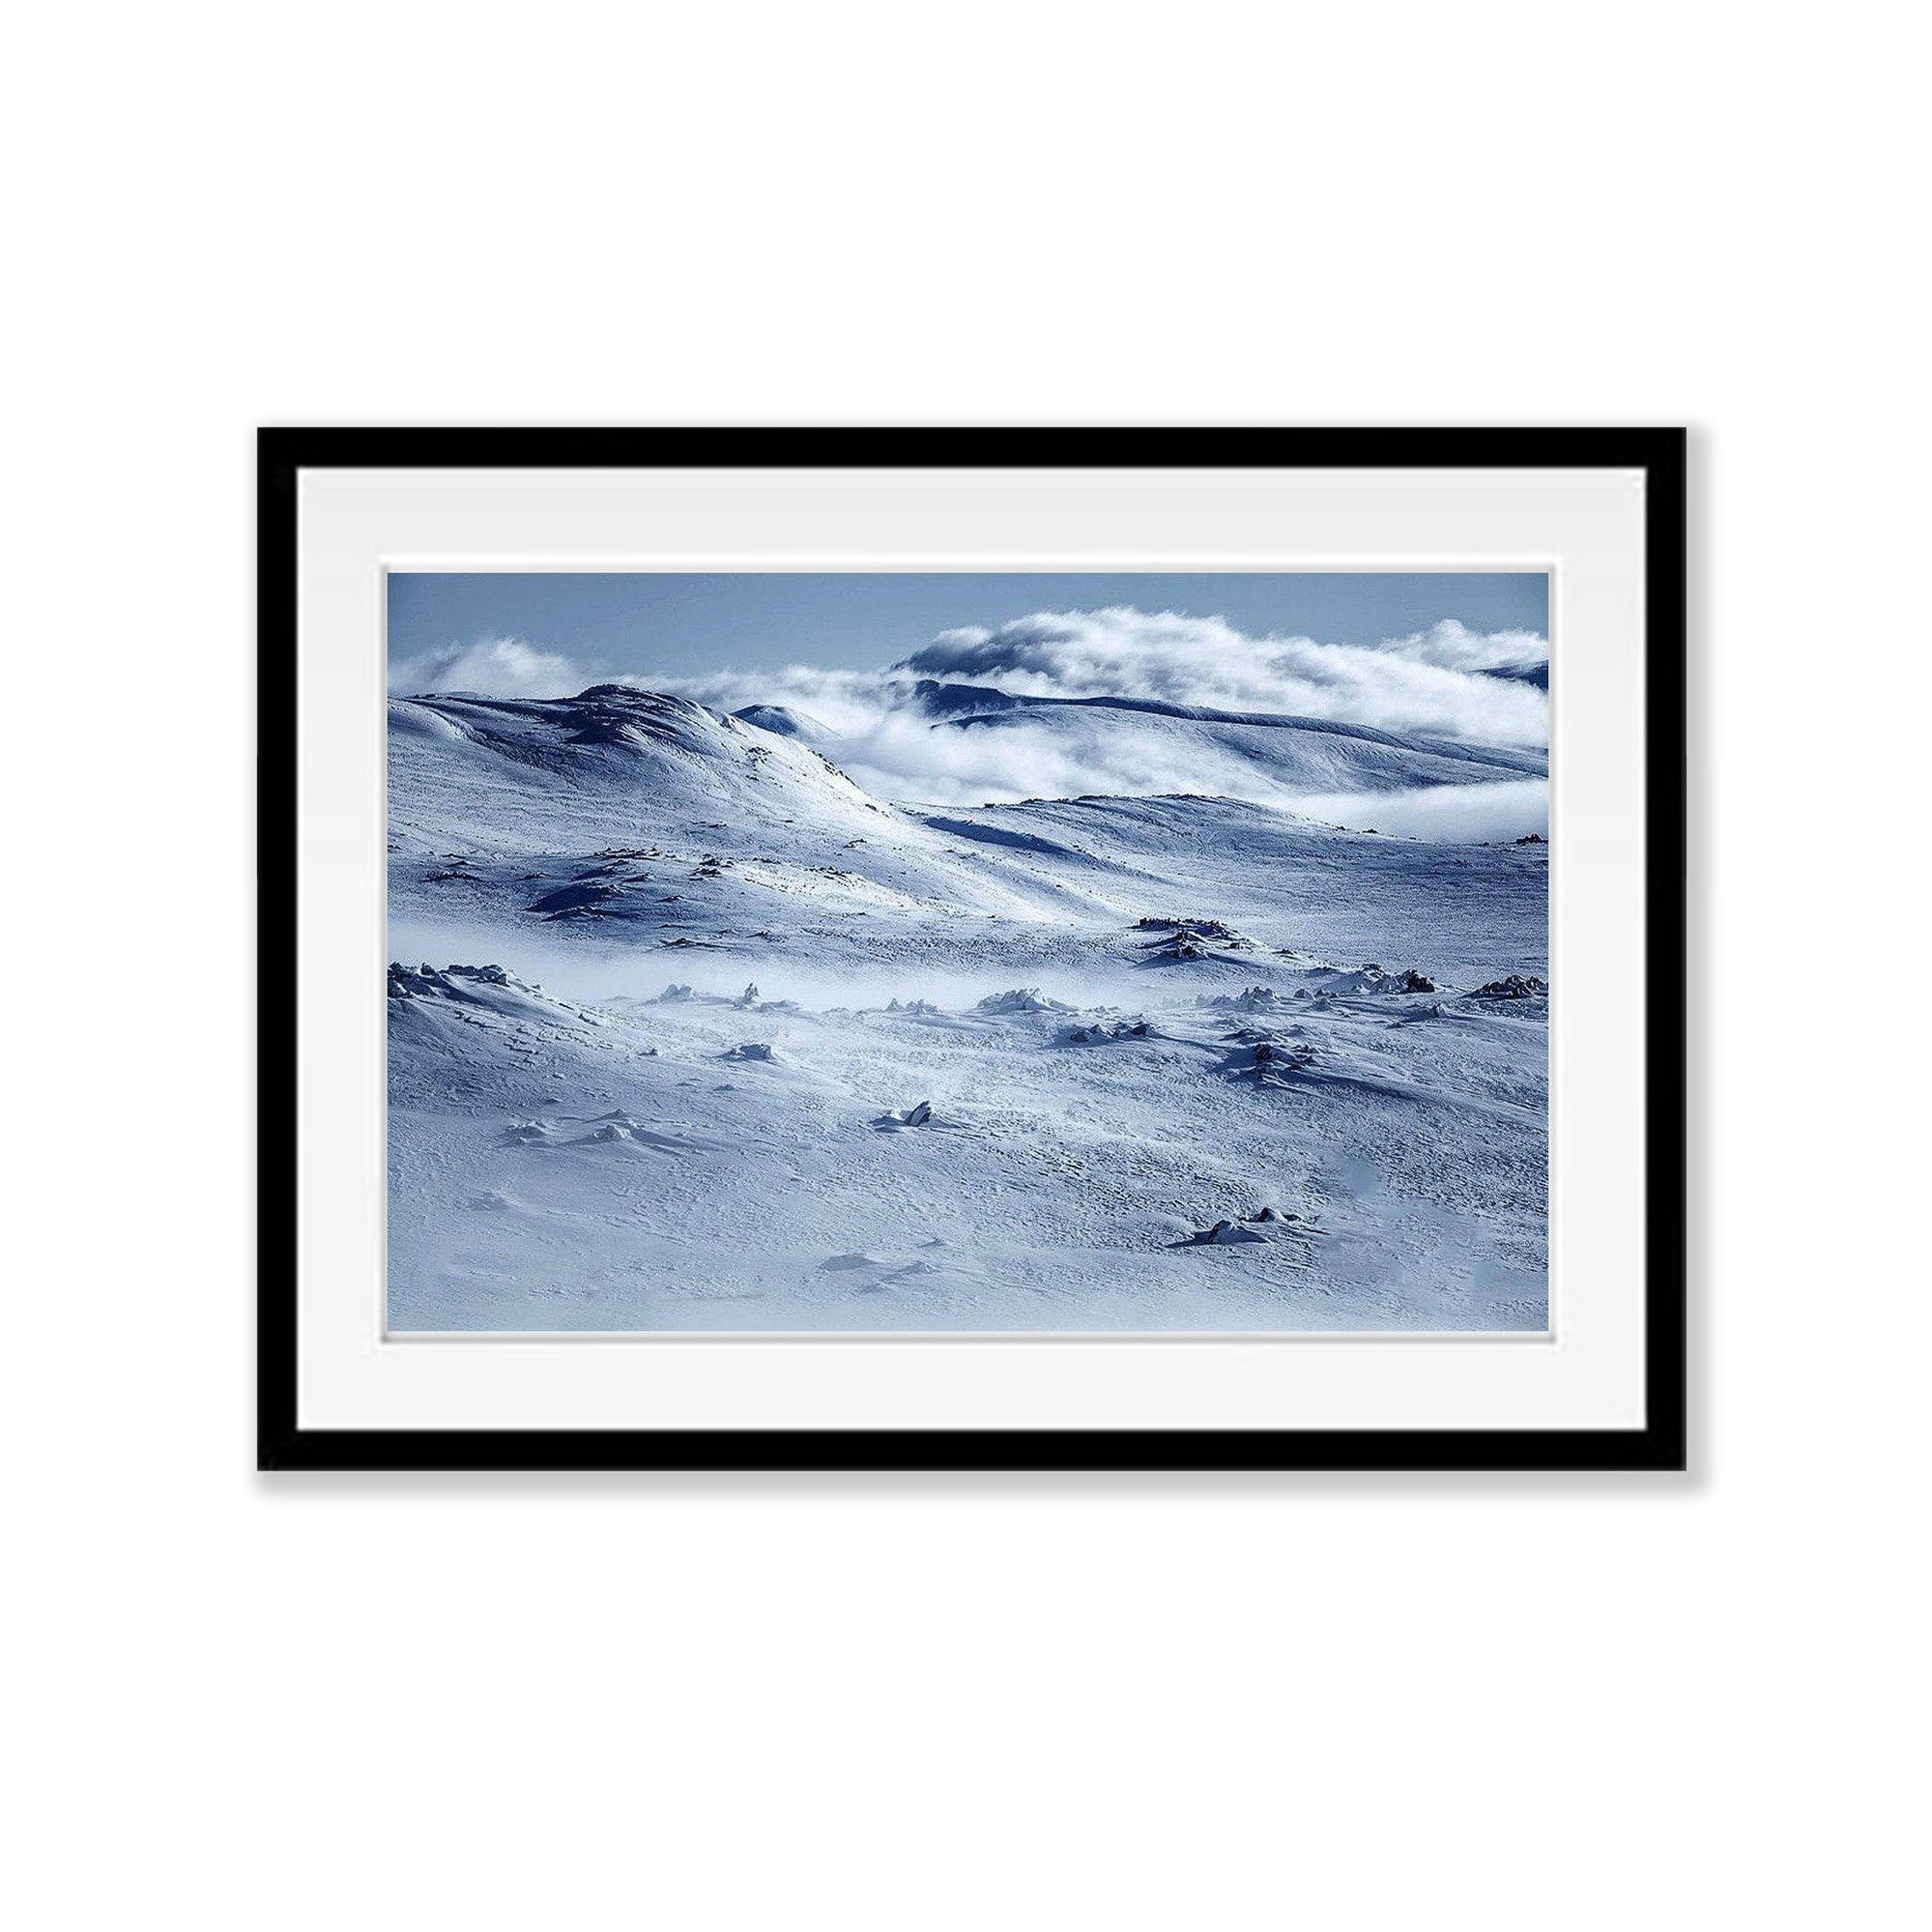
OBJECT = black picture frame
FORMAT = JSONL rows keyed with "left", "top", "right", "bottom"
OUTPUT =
{"left": 259, "top": 427, "right": 1687, "bottom": 1474}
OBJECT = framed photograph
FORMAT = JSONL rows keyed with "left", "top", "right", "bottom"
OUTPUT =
{"left": 260, "top": 427, "right": 1685, "bottom": 1471}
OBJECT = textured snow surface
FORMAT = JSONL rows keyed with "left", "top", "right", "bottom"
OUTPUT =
{"left": 389, "top": 686, "right": 1548, "bottom": 1331}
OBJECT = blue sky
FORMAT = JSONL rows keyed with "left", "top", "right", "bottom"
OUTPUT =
{"left": 388, "top": 571, "right": 1547, "bottom": 682}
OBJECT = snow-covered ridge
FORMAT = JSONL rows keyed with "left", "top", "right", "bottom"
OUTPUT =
{"left": 387, "top": 678, "right": 1549, "bottom": 1333}
{"left": 392, "top": 684, "right": 874, "bottom": 803}
{"left": 908, "top": 678, "right": 1546, "bottom": 769}
{"left": 731, "top": 702, "right": 832, "bottom": 739}
{"left": 697, "top": 675, "right": 1546, "bottom": 820}
{"left": 390, "top": 699, "right": 1550, "bottom": 983}
{"left": 908, "top": 680, "right": 1546, "bottom": 793}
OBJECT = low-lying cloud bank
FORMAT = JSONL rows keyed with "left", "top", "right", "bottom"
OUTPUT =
{"left": 898, "top": 608, "right": 1547, "bottom": 742}
{"left": 1291, "top": 779, "right": 1548, "bottom": 844}
{"left": 660, "top": 609, "right": 1547, "bottom": 830}
{"left": 808, "top": 722, "right": 1545, "bottom": 840}
{"left": 389, "top": 636, "right": 582, "bottom": 700}
{"left": 389, "top": 606, "right": 1548, "bottom": 836}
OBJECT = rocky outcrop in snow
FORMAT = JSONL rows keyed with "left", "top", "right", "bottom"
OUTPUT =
{"left": 1138, "top": 916, "right": 1254, "bottom": 963}
{"left": 389, "top": 961, "right": 523, "bottom": 999}
{"left": 1063, "top": 1018, "right": 1151, "bottom": 1043}
{"left": 975, "top": 989, "right": 1074, "bottom": 1015}
{"left": 1467, "top": 975, "right": 1546, "bottom": 1001}
{"left": 1198, "top": 986, "right": 1288, "bottom": 1013}
{"left": 1308, "top": 963, "right": 1439, "bottom": 995}
{"left": 1185, "top": 1220, "right": 1266, "bottom": 1246}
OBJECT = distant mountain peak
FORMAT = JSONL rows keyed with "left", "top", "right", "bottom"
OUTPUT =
{"left": 734, "top": 703, "right": 834, "bottom": 741}
{"left": 905, "top": 678, "right": 1029, "bottom": 718}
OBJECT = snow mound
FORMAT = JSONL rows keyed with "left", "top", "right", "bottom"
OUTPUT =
{"left": 1243, "top": 1206, "right": 1317, "bottom": 1229}
{"left": 1176, "top": 1205, "right": 1320, "bottom": 1248}
{"left": 1314, "top": 964, "right": 1389, "bottom": 994}
{"left": 579, "top": 1118, "right": 683, "bottom": 1147}
{"left": 975, "top": 989, "right": 1074, "bottom": 1015}
{"left": 1197, "top": 986, "right": 1287, "bottom": 1013}
{"left": 1063, "top": 1018, "right": 1151, "bottom": 1044}
{"left": 872, "top": 1100, "right": 934, "bottom": 1129}
{"left": 1182, "top": 1220, "right": 1268, "bottom": 1247}
{"left": 503, "top": 1111, "right": 710, "bottom": 1154}
{"left": 1308, "top": 963, "right": 1436, "bottom": 995}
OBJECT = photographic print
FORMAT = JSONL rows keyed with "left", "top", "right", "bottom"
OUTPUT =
{"left": 387, "top": 569, "right": 1552, "bottom": 1334}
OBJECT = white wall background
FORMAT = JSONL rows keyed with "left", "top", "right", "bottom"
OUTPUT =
{"left": 7, "top": 5, "right": 1923, "bottom": 1927}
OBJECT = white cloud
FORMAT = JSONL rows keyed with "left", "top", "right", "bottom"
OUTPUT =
{"left": 1370, "top": 618, "right": 1549, "bottom": 676}
{"left": 648, "top": 607, "right": 1547, "bottom": 813}
{"left": 388, "top": 636, "right": 583, "bottom": 699}
{"left": 388, "top": 608, "right": 1551, "bottom": 836}
{"left": 1289, "top": 779, "right": 1548, "bottom": 843}
{"left": 894, "top": 607, "right": 1548, "bottom": 745}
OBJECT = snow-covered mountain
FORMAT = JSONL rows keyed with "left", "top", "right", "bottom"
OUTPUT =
{"left": 720, "top": 676, "right": 1546, "bottom": 807}
{"left": 1482, "top": 663, "right": 1550, "bottom": 691}
{"left": 388, "top": 683, "right": 1549, "bottom": 1333}
{"left": 392, "top": 686, "right": 883, "bottom": 837}
{"left": 906, "top": 678, "right": 1547, "bottom": 791}
{"left": 729, "top": 702, "right": 833, "bottom": 739}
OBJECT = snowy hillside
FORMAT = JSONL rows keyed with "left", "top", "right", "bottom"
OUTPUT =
{"left": 706, "top": 676, "right": 1547, "bottom": 822}
{"left": 910, "top": 679, "right": 1548, "bottom": 792}
{"left": 389, "top": 683, "right": 1549, "bottom": 1332}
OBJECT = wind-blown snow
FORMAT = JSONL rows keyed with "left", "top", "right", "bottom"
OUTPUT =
{"left": 685, "top": 675, "right": 1548, "bottom": 829}
{"left": 389, "top": 679, "right": 1548, "bottom": 1332}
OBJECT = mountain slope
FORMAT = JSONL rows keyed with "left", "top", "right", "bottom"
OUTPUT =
{"left": 387, "top": 681, "right": 1549, "bottom": 1334}
{"left": 731, "top": 702, "right": 832, "bottom": 739}
{"left": 389, "top": 686, "right": 1155, "bottom": 936}
{"left": 390, "top": 688, "right": 1547, "bottom": 989}
{"left": 391, "top": 686, "right": 883, "bottom": 837}
{"left": 907, "top": 679, "right": 1546, "bottom": 793}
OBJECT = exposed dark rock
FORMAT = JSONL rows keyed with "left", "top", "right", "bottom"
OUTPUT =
{"left": 1468, "top": 974, "right": 1547, "bottom": 1000}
